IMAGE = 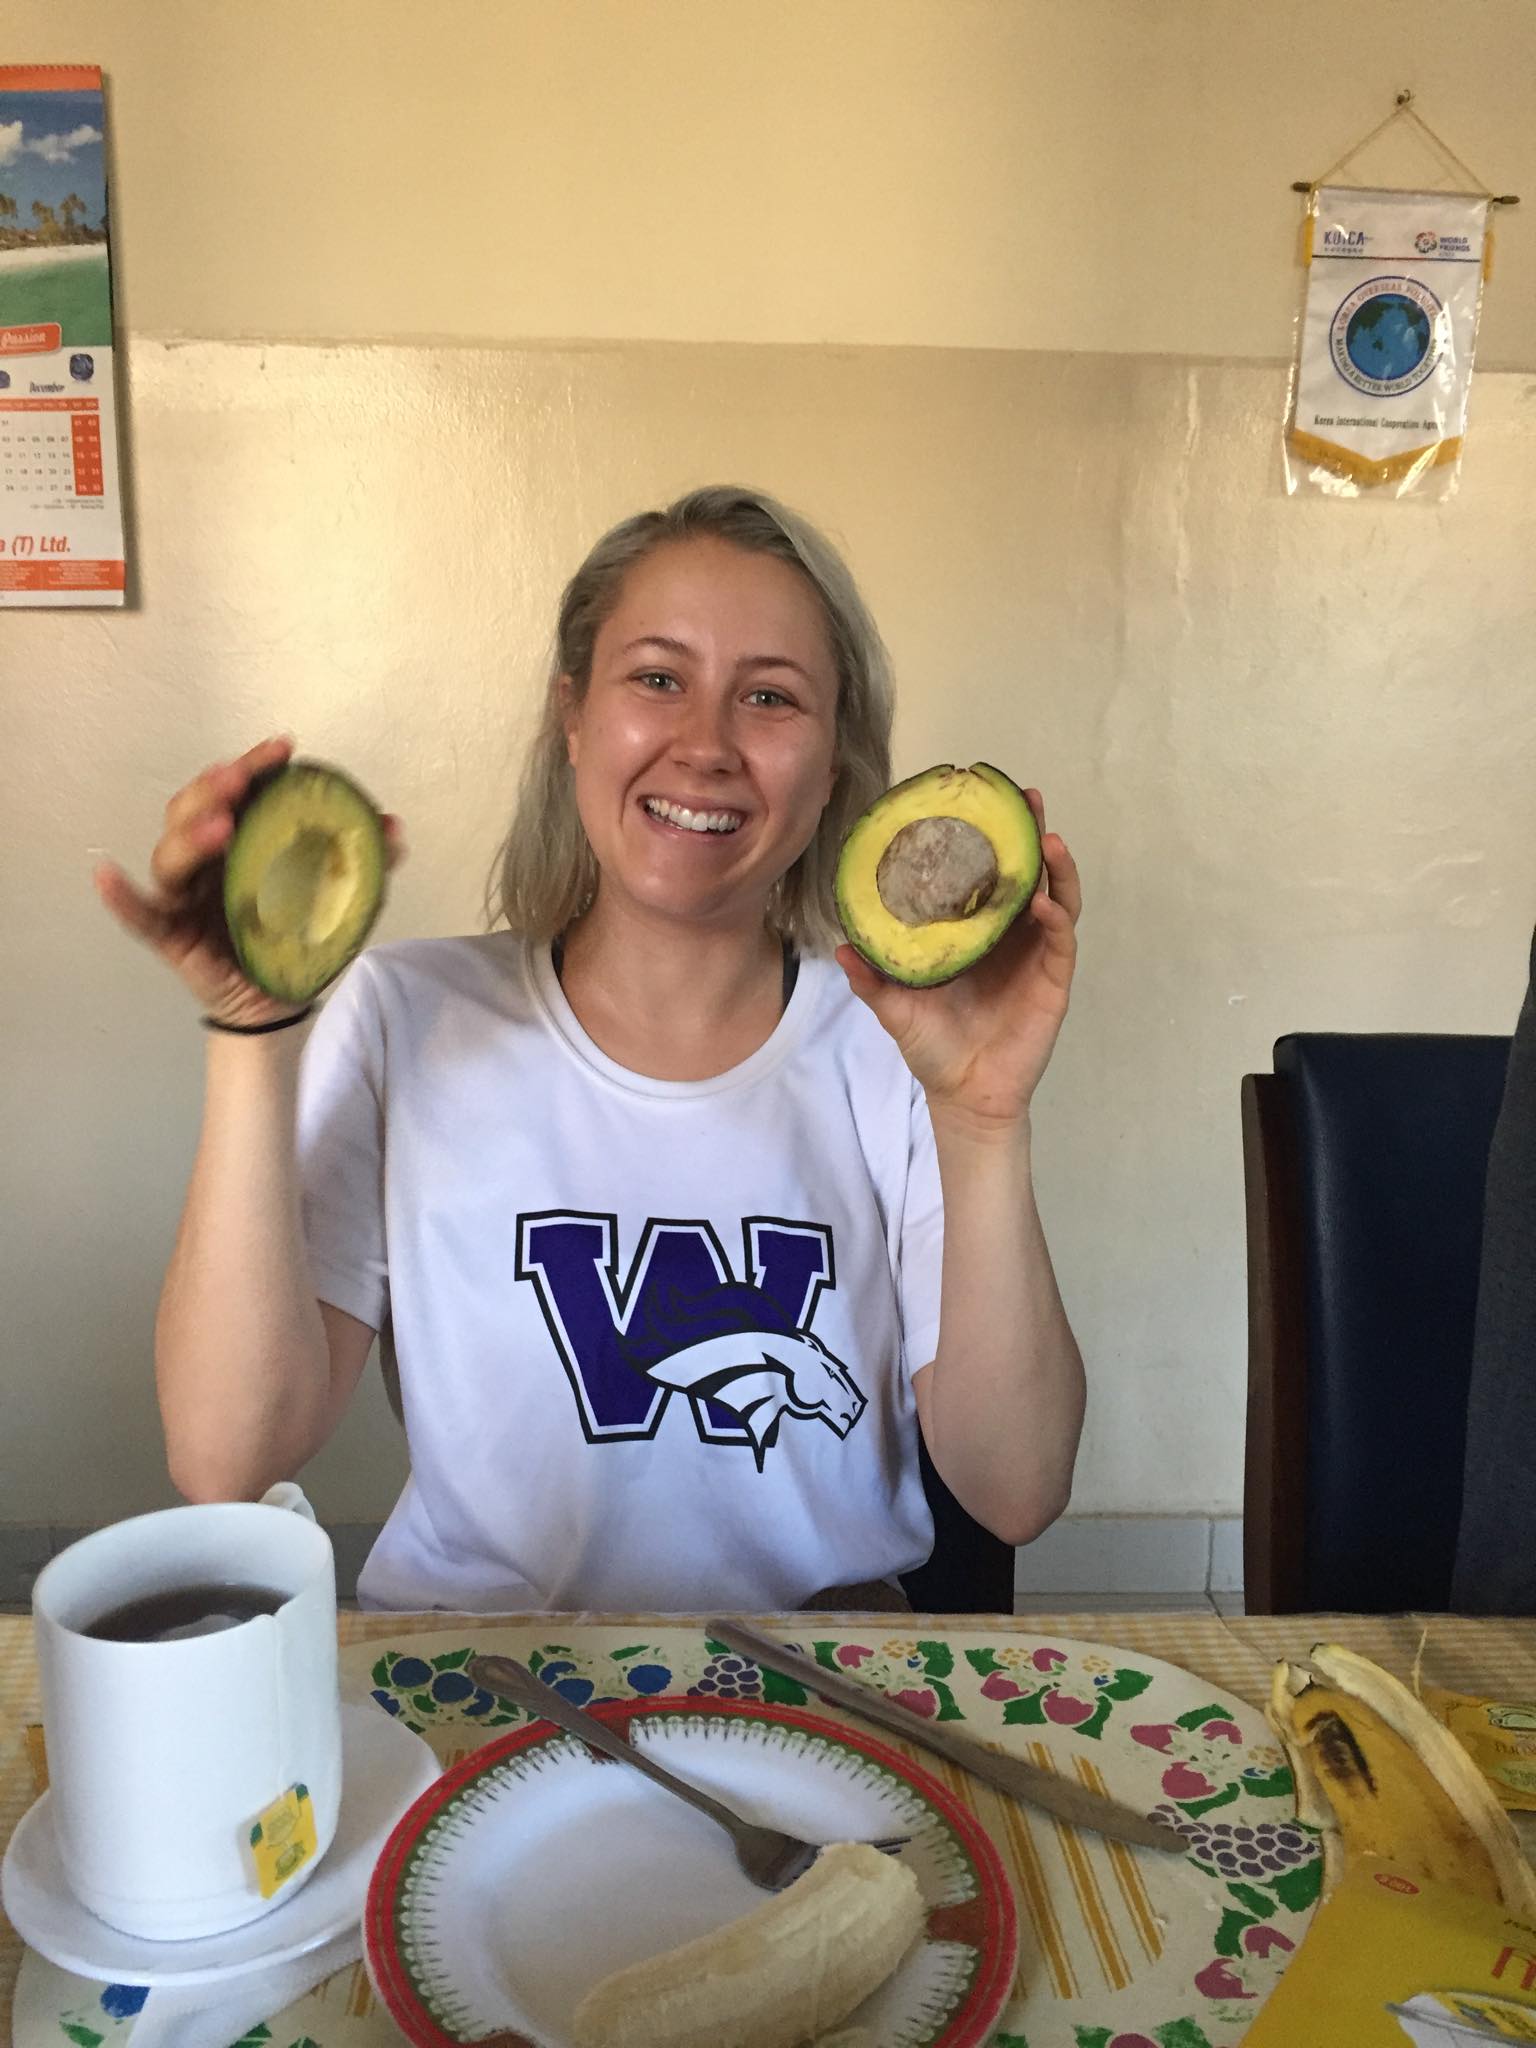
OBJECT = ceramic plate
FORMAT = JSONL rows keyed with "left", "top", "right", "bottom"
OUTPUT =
{"left": 357, "top": 1627, "right": 1327, "bottom": 2046}
{"left": 13, "top": 1626, "right": 1330, "bottom": 2047}
{"left": 363, "top": 1694, "right": 1018, "bottom": 2048}
{"left": 2, "top": 1700, "right": 438, "bottom": 1988}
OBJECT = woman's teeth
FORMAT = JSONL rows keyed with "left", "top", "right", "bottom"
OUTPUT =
{"left": 643, "top": 798, "right": 742, "bottom": 834}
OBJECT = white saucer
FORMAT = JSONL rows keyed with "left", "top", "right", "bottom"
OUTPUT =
{"left": 1, "top": 1698, "right": 439, "bottom": 1989}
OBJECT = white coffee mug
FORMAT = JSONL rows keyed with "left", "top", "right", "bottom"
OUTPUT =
{"left": 32, "top": 1494, "right": 341, "bottom": 1940}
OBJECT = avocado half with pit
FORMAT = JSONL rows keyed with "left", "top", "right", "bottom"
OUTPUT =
{"left": 223, "top": 760, "right": 387, "bottom": 1003}
{"left": 835, "top": 763, "right": 1041, "bottom": 985}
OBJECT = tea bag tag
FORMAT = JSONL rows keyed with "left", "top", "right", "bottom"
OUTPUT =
{"left": 157, "top": 1612, "right": 249, "bottom": 1640}
{"left": 248, "top": 1782, "right": 319, "bottom": 1898}
{"left": 258, "top": 1480, "right": 318, "bottom": 1522}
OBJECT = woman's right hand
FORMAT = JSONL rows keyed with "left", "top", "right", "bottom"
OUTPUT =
{"left": 95, "top": 736, "right": 405, "bottom": 1029}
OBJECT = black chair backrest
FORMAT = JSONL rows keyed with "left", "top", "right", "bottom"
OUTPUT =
{"left": 898, "top": 1434, "right": 1016, "bottom": 1614}
{"left": 1275, "top": 1032, "right": 1510, "bottom": 1611}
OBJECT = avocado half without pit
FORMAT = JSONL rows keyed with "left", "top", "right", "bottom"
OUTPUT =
{"left": 835, "top": 763, "right": 1042, "bottom": 985}
{"left": 223, "top": 760, "right": 387, "bottom": 1004}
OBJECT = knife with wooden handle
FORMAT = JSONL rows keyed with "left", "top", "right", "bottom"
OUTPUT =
{"left": 706, "top": 1618, "right": 1189, "bottom": 1853}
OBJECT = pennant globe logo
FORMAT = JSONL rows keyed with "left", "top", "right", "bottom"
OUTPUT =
{"left": 1329, "top": 275, "right": 1446, "bottom": 398}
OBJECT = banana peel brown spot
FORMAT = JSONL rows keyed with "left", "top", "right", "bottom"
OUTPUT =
{"left": 1266, "top": 1644, "right": 1536, "bottom": 1919}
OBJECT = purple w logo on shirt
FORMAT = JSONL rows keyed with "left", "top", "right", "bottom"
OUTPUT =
{"left": 516, "top": 1213, "right": 866, "bottom": 1466}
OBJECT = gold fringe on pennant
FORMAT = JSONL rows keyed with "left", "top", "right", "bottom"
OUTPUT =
{"left": 1286, "top": 426, "right": 1464, "bottom": 488}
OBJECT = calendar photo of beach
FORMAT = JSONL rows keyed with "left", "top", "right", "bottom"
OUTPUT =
{"left": 0, "top": 76, "right": 112, "bottom": 347}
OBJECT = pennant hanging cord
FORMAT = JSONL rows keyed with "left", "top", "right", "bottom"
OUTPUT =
{"left": 1290, "top": 91, "right": 1520, "bottom": 206}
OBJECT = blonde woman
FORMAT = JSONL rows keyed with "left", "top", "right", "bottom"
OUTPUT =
{"left": 98, "top": 486, "right": 1085, "bottom": 1612}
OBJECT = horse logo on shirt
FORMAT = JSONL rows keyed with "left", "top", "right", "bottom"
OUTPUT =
{"left": 516, "top": 1212, "right": 865, "bottom": 1466}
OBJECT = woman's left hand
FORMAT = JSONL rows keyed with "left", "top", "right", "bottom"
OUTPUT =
{"left": 836, "top": 790, "right": 1081, "bottom": 1135}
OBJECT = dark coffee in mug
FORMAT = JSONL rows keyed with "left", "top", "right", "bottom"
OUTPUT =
{"left": 83, "top": 1582, "right": 289, "bottom": 1642}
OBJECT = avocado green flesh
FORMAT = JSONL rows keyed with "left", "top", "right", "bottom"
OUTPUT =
{"left": 224, "top": 763, "right": 385, "bottom": 1002}
{"left": 835, "top": 762, "right": 1040, "bottom": 986}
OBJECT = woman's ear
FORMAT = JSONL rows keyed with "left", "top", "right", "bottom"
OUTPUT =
{"left": 558, "top": 674, "right": 581, "bottom": 766}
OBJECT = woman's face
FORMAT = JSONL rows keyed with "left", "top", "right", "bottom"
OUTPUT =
{"left": 562, "top": 535, "right": 840, "bottom": 931}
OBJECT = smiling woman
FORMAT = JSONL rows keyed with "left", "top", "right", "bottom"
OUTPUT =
{"left": 562, "top": 542, "right": 842, "bottom": 938}
{"left": 101, "top": 484, "right": 1087, "bottom": 1616}
{"left": 489, "top": 487, "right": 893, "bottom": 955}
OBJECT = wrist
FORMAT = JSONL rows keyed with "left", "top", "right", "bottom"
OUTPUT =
{"left": 202, "top": 1011, "right": 315, "bottom": 1068}
{"left": 202, "top": 1005, "right": 314, "bottom": 1037}
{"left": 927, "top": 1098, "right": 1034, "bottom": 1158}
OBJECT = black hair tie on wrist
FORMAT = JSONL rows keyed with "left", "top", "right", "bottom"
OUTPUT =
{"left": 202, "top": 1006, "right": 315, "bottom": 1036}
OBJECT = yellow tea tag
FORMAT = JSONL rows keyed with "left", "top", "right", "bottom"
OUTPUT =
{"left": 248, "top": 1783, "right": 318, "bottom": 1899}
{"left": 1424, "top": 1687, "right": 1536, "bottom": 1811}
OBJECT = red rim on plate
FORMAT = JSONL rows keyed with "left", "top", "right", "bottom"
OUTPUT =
{"left": 365, "top": 1693, "right": 1018, "bottom": 2048}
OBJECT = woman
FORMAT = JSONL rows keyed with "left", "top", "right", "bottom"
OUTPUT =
{"left": 97, "top": 485, "right": 1085, "bottom": 1612}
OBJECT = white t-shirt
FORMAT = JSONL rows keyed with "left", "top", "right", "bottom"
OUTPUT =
{"left": 295, "top": 935, "right": 941, "bottom": 1611}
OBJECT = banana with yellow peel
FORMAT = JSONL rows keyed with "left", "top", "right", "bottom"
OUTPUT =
{"left": 1268, "top": 1643, "right": 1536, "bottom": 1914}
{"left": 571, "top": 1841, "right": 925, "bottom": 2048}
{"left": 1241, "top": 1648, "right": 1536, "bottom": 2045}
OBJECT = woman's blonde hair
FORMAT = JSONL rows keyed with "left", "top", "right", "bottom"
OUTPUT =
{"left": 487, "top": 485, "right": 893, "bottom": 951}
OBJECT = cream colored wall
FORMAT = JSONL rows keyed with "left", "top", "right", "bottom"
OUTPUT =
{"left": 3, "top": 339, "right": 1533, "bottom": 1523}
{"left": 4, "top": 0, "right": 1534, "bottom": 362}
{"left": 3, "top": 1, "right": 1534, "bottom": 1528}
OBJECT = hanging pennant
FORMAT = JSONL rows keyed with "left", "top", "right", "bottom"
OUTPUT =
{"left": 1285, "top": 183, "right": 1492, "bottom": 499}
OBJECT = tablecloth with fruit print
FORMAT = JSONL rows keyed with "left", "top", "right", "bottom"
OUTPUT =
{"left": 10, "top": 1609, "right": 1536, "bottom": 2048}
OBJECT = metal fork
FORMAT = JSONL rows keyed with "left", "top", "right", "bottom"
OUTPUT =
{"left": 468, "top": 1654, "right": 911, "bottom": 1891}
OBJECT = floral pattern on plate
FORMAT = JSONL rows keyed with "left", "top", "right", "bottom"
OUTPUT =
{"left": 15, "top": 1626, "right": 1323, "bottom": 2048}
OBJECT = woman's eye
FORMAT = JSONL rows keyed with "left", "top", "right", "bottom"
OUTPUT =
{"left": 746, "top": 687, "right": 793, "bottom": 708}
{"left": 635, "top": 670, "right": 680, "bottom": 691}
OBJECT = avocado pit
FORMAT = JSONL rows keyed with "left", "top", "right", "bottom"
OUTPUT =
{"left": 875, "top": 815, "right": 999, "bottom": 926}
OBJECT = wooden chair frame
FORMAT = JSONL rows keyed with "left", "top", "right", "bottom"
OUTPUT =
{"left": 1240, "top": 1072, "right": 1311, "bottom": 1614}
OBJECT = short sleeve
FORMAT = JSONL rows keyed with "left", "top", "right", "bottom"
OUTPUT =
{"left": 898, "top": 1080, "right": 944, "bottom": 1380}
{"left": 295, "top": 958, "right": 389, "bottom": 1331}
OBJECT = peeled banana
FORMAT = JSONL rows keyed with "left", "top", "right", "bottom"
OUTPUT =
{"left": 1268, "top": 1642, "right": 1536, "bottom": 1915}
{"left": 570, "top": 1842, "right": 925, "bottom": 2048}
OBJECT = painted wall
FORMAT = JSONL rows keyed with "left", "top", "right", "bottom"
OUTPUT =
{"left": 3, "top": 0, "right": 1533, "bottom": 362}
{"left": 3, "top": 339, "right": 1533, "bottom": 1523}
{"left": 2, "top": 1, "right": 1534, "bottom": 1531}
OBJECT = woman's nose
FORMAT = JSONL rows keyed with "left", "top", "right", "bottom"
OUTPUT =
{"left": 672, "top": 693, "right": 741, "bottom": 771}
